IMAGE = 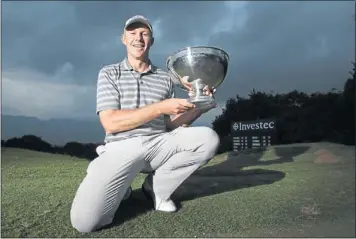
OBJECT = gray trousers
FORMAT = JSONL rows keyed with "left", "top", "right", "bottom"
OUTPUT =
{"left": 70, "top": 126, "right": 220, "bottom": 233}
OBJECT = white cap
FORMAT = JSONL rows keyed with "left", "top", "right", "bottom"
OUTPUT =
{"left": 124, "top": 15, "right": 153, "bottom": 34}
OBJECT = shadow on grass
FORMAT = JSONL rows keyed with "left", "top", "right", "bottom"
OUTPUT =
{"left": 106, "top": 145, "right": 309, "bottom": 229}
{"left": 173, "top": 145, "right": 309, "bottom": 203}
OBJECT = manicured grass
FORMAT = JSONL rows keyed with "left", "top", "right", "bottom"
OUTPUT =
{"left": 1, "top": 142, "right": 355, "bottom": 237}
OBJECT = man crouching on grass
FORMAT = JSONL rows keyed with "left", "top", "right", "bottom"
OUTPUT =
{"left": 70, "top": 15, "right": 220, "bottom": 233}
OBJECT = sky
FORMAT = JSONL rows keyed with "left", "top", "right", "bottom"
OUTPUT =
{"left": 2, "top": 1, "right": 355, "bottom": 126}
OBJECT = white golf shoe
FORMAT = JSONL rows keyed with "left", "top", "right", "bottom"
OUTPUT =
{"left": 142, "top": 179, "right": 177, "bottom": 212}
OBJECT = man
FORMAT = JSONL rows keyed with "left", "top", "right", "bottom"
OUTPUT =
{"left": 70, "top": 15, "right": 220, "bottom": 233}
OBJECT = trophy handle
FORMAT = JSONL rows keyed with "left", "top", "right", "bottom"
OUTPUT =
{"left": 166, "top": 57, "right": 191, "bottom": 92}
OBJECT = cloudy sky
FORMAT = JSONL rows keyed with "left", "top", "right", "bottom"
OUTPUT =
{"left": 2, "top": 1, "right": 355, "bottom": 126}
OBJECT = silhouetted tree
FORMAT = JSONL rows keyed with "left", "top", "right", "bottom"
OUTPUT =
{"left": 335, "top": 62, "right": 355, "bottom": 144}
{"left": 4, "top": 135, "right": 53, "bottom": 152}
{"left": 63, "top": 142, "right": 98, "bottom": 160}
{"left": 52, "top": 145, "right": 65, "bottom": 155}
{"left": 3, "top": 136, "right": 99, "bottom": 161}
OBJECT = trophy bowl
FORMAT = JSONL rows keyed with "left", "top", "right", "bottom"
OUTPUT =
{"left": 166, "top": 46, "right": 229, "bottom": 109}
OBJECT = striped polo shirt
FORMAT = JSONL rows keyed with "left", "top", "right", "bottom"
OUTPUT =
{"left": 96, "top": 58, "right": 175, "bottom": 143}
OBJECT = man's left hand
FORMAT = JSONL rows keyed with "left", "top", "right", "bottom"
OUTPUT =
{"left": 180, "top": 76, "right": 218, "bottom": 114}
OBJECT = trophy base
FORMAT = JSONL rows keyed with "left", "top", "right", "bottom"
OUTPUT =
{"left": 188, "top": 95, "right": 217, "bottom": 111}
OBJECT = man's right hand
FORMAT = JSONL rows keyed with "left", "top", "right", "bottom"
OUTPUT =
{"left": 158, "top": 98, "right": 195, "bottom": 115}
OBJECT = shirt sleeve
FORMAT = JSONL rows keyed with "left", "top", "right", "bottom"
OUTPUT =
{"left": 96, "top": 66, "right": 120, "bottom": 115}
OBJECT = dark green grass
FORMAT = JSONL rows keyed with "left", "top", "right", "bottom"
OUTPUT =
{"left": 1, "top": 142, "right": 355, "bottom": 238}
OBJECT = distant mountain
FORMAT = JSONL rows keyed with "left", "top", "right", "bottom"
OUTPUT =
{"left": 1, "top": 115, "right": 105, "bottom": 146}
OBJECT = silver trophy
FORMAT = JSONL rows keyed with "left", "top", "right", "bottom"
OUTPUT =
{"left": 166, "top": 46, "right": 229, "bottom": 110}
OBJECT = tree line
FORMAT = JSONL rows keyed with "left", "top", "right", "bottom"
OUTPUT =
{"left": 1, "top": 62, "right": 355, "bottom": 159}
{"left": 1, "top": 135, "right": 100, "bottom": 160}
{"left": 212, "top": 62, "right": 355, "bottom": 153}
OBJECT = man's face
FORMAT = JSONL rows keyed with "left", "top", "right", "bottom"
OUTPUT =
{"left": 122, "top": 22, "right": 153, "bottom": 59}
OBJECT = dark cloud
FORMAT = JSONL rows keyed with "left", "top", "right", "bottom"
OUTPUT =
{"left": 2, "top": 1, "right": 230, "bottom": 82}
{"left": 2, "top": 1, "right": 355, "bottom": 122}
{"left": 207, "top": 1, "right": 355, "bottom": 102}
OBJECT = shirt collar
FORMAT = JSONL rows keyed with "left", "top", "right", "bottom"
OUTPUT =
{"left": 121, "top": 58, "right": 157, "bottom": 73}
